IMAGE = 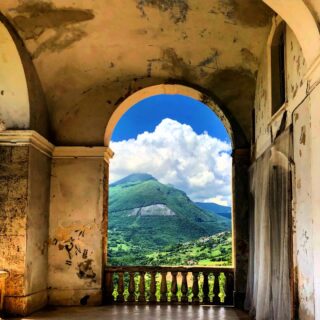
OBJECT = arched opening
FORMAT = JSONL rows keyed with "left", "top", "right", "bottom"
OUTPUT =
{"left": 103, "top": 84, "right": 248, "bottom": 306}
{"left": 108, "top": 94, "right": 233, "bottom": 267}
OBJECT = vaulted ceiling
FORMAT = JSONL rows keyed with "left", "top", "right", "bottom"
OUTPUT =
{"left": 0, "top": 0, "right": 274, "bottom": 145}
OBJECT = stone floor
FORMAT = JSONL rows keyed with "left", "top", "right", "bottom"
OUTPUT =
{"left": 8, "top": 305, "right": 250, "bottom": 320}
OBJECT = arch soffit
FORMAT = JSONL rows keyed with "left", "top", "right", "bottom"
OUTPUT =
{"left": 263, "top": 0, "right": 320, "bottom": 73}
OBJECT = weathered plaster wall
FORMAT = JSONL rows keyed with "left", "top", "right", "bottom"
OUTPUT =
{"left": 25, "top": 146, "right": 51, "bottom": 310}
{"left": 0, "top": 0, "right": 274, "bottom": 145}
{"left": 254, "top": 22, "right": 307, "bottom": 157}
{"left": 308, "top": 85, "right": 320, "bottom": 320}
{"left": 292, "top": 99, "right": 315, "bottom": 320}
{"left": 0, "top": 145, "right": 51, "bottom": 315}
{"left": 0, "top": 21, "right": 29, "bottom": 130}
{"left": 0, "top": 15, "right": 50, "bottom": 138}
{"left": 253, "top": 18, "right": 320, "bottom": 319}
{"left": 48, "top": 158, "right": 104, "bottom": 306}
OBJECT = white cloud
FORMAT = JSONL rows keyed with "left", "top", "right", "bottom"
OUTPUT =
{"left": 110, "top": 118, "right": 232, "bottom": 206}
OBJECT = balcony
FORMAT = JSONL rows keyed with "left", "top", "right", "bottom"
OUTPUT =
{"left": 104, "top": 266, "right": 234, "bottom": 305}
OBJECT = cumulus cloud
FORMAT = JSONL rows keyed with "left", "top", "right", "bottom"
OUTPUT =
{"left": 110, "top": 118, "right": 232, "bottom": 206}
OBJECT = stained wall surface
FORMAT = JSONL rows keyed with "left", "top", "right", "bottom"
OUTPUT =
{"left": 253, "top": 18, "right": 319, "bottom": 319}
{"left": 292, "top": 99, "right": 315, "bottom": 319}
{"left": 0, "top": 0, "right": 275, "bottom": 145}
{"left": 48, "top": 158, "right": 104, "bottom": 306}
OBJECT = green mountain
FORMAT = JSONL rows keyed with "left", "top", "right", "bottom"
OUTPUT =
{"left": 195, "top": 202, "right": 232, "bottom": 220}
{"left": 108, "top": 173, "right": 231, "bottom": 266}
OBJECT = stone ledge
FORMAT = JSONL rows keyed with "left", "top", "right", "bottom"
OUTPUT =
{"left": 0, "top": 131, "right": 114, "bottom": 161}
{"left": 0, "top": 130, "right": 54, "bottom": 158}
{"left": 53, "top": 146, "right": 114, "bottom": 162}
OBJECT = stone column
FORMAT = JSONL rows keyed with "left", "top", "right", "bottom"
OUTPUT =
{"left": 232, "top": 148, "right": 250, "bottom": 309}
{"left": 0, "top": 130, "right": 53, "bottom": 315}
{"left": 48, "top": 146, "right": 112, "bottom": 306}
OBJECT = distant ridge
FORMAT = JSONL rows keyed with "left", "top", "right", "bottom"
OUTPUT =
{"left": 195, "top": 202, "right": 231, "bottom": 220}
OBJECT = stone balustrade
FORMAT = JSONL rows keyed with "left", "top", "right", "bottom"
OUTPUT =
{"left": 104, "top": 266, "right": 234, "bottom": 305}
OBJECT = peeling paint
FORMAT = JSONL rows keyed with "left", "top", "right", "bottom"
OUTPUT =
{"left": 300, "top": 126, "right": 306, "bottom": 145}
{"left": 136, "top": 0, "right": 189, "bottom": 24}
{"left": 216, "top": 0, "right": 273, "bottom": 27}
{"left": 161, "top": 47, "right": 193, "bottom": 79}
{"left": 10, "top": 1, "right": 94, "bottom": 58}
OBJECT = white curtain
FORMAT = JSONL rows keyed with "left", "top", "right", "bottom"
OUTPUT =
{"left": 245, "top": 130, "right": 291, "bottom": 320}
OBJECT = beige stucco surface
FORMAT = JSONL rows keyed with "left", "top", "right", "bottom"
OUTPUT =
{"left": 0, "top": 0, "right": 275, "bottom": 145}
{"left": 0, "top": 21, "right": 29, "bottom": 130}
{"left": 48, "top": 157, "right": 104, "bottom": 306}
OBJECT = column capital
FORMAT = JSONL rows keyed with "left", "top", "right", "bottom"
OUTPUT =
{"left": 0, "top": 130, "right": 54, "bottom": 157}
{"left": 104, "top": 147, "right": 114, "bottom": 163}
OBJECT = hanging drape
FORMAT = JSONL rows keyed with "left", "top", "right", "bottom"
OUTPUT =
{"left": 245, "top": 129, "right": 291, "bottom": 320}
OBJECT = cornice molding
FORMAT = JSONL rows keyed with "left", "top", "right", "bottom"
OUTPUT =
{"left": 0, "top": 130, "right": 54, "bottom": 157}
{"left": 53, "top": 146, "right": 114, "bottom": 161}
{"left": 104, "top": 147, "right": 114, "bottom": 163}
{"left": 0, "top": 130, "right": 115, "bottom": 161}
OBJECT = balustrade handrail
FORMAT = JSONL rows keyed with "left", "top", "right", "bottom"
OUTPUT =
{"left": 104, "top": 265, "right": 234, "bottom": 306}
{"left": 105, "top": 266, "right": 233, "bottom": 272}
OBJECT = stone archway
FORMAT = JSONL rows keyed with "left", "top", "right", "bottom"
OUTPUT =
{"left": 103, "top": 84, "right": 250, "bottom": 307}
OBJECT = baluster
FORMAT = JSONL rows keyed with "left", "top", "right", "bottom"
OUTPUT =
{"left": 104, "top": 271, "right": 114, "bottom": 304}
{"left": 225, "top": 271, "right": 234, "bottom": 305}
{"left": 212, "top": 271, "right": 221, "bottom": 305}
{"left": 202, "top": 272, "right": 210, "bottom": 304}
{"left": 192, "top": 271, "right": 200, "bottom": 304}
{"left": 116, "top": 272, "right": 125, "bottom": 303}
{"left": 149, "top": 271, "right": 157, "bottom": 303}
{"left": 127, "top": 272, "right": 136, "bottom": 302}
{"left": 171, "top": 271, "right": 178, "bottom": 303}
{"left": 138, "top": 271, "right": 146, "bottom": 303}
{"left": 181, "top": 271, "right": 188, "bottom": 303}
{"left": 160, "top": 271, "right": 168, "bottom": 303}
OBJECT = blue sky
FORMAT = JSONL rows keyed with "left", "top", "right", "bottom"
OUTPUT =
{"left": 111, "top": 94, "right": 230, "bottom": 143}
{"left": 110, "top": 94, "right": 232, "bottom": 206}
